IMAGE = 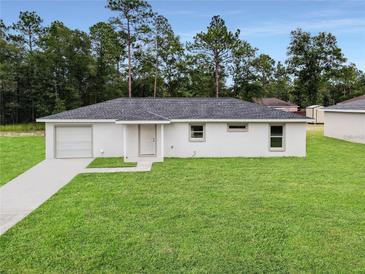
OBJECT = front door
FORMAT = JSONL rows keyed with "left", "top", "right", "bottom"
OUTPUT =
{"left": 139, "top": 125, "right": 156, "bottom": 155}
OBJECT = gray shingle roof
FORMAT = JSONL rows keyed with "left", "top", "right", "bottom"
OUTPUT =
{"left": 253, "top": 97, "right": 298, "bottom": 107}
{"left": 39, "top": 97, "right": 308, "bottom": 121}
{"left": 326, "top": 98, "right": 365, "bottom": 111}
{"left": 338, "top": 94, "right": 365, "bottom": 104}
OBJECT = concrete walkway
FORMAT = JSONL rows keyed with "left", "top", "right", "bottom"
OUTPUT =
{"left": 0, "top": 158, "right": 92, "bottom": 235}
{"left": 81, "top": 161, "right": 153, "bottom": 173}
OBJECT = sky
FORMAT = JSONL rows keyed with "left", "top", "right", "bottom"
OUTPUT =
{"left": 1, "top": 0, "right": 365, "bottom": 71}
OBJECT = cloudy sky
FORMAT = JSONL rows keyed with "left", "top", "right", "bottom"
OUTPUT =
{"left": 2, "top": 0, "right": 365, "bottom": 70}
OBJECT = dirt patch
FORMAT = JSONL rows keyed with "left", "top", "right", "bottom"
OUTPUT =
{"left": 307, "top": 124, "right": 324, "bottom": 132}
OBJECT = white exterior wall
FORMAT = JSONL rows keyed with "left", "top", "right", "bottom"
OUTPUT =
{"left": 45, "top": 122, "right": 124, "bottom": 159}
{"left": 45, "top": 123, "right": 55, "bottom": 159}
{"left": 45, "top": 121, "right": 307, "bottom": 159}
{"left": 124, "top": 124, "right": 164, "bottom": 162}
{"left": 316, "top": 108, "right": 325, "bottom": 123}
{"left": 164, "top": 122, "right": 306, "bottom": 157}
{"left": 306, "top": 106, "right": 324, "bottom": 124}
{"left": 92, "top": 123, "right": 124, "bottom": 157}
{"left": 306, "top": 108, "right": 315, "bottom": 118}
{"left": 324, "top": 112, "right": 365, "bottom": 144}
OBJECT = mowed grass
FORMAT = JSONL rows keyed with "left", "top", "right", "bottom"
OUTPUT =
{"left": 0, "top": 137, "right": 44, "bottom": 185}
{"left": 1, "top": 131, "right": 365, "bottom": 272}
{"left": 0, "top": 123, "right": 45, "bottom": 132}
{"left": 87, "top": 157, "right": 137, "bottom": 168}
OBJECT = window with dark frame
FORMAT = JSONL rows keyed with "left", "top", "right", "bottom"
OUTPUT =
{"left": 270, "top": 125, "right": 284, "bottom": 149}
{"left": 190, "top": 124, "right": 205, "bottom": 141}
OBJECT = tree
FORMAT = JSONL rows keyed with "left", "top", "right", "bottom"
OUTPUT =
{"left": 150, "top": 14, "right": 184, "bottom": 97}
{"left": 188, "top": 15, "right": 239, "bottom": 97}
{"left": 3, "top": 8, "right": 365, "bottom": 125}
{"left": 11, "top": 11, "right": 44, "bottom": 121}
{"left": 90, "top": 22, "right": 124, "bottom": 68}
{"left": 286, "top": 28, "right": 346, "bottom": 107}
{"left": 230, "top": 40, "right": 262, "bottom": 100}
{"left": 0, "top": 19, "right": 7, "bottom": 39}
{"left": 271, "top": 62, "right": 292, "bottom": 101}
{"left": 322, "top": 64, "right": 365, "bottom": 105}
{"left": 107, "top": 0, "right": 153, "bottom": 97}
{"left": 183, "top": 54, "right": 216, "bottom": 97}
{"left": 90, "top": 22, "right": 125, "bottom": 101}
{"left": 251, "top": 54, "right": 275, "bottom": 96}
{"left": 39, "top": 21, "right": 93, "bottom": 111}
{"left": 12, "top": 11, "right": 43, "bottom": 53}
{"left": 0, "top": 20, "right": 23, "bottom": 124}
{"left": 151, "top": 15, "right": 167, "bottom": 97}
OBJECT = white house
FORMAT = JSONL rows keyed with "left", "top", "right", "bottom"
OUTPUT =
{"left": 37, "top": 98, "right": 310, "bottom": 162}
{"left": 323, "top": 95, "right": 365, "bottom": 144}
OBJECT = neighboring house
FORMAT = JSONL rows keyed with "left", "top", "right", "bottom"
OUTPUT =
{"left": 323, "top": 96, "right": 365, "bottom": 144}
{"left": 337, "top": 94, "right": 365, "bottom": 105}
{"left": 253, "top": 98, "right": 299, "bottom": 112}
{"left": 306, "top": 105, "right": 324, "bottom": 124}
{"left": 37, "top": 98, "right": 310, "bottom": 162}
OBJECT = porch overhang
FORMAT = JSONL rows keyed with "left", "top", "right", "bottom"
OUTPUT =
{"left": 122, "top": 123, "right": 165, "bottom": 163}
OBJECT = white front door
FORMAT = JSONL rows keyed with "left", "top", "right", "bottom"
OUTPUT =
{"left": 139, "top": 125, "right": 156, "bottom": 155}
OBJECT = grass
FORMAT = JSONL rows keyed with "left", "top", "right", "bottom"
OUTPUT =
{"left": 0, "top": 137, "right": 44, "bottom": 186}
{"left": 0, "top": 131, "right": 365, "bottom": 272}
{"left": 0, "top": 123, "right": 45, "bottom": 132}
{"left": 87, "top": 157, "right": 137, "bottom": 168}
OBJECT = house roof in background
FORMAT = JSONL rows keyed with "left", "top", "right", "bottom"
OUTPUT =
{"left": 253, "top": 98, "right": 298, "bottom": 107}
{"left": 38, "top": 97, "right": 308, "bottom": 121}
{"left": 338, "top": 94, "right": 365, "bottom": 105}
{"left": 326, "top": 97, "right": 365, "bottom": 111}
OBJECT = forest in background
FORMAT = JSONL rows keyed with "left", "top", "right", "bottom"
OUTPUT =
{"left": 1, "top": 0, "right": 364, "bottom": 124}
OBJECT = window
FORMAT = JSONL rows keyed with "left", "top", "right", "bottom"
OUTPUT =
{"left": 190, "top": 124, "right": 205, "bottom": 141}
{"left": 227, "top": 123, "right": 248, "bottom": 132}
{"left": 270, "top": 125, "right": 285, "bottom": 150}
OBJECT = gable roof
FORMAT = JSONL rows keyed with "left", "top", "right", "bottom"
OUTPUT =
{"left": 338, "top": 94, "right": 365, "bottom": 105}
{"left": 38, "top": 97, "right": 308, "bottom": 121}
{"left": 325, "top": 98, "right": 365, "bottom": 111}
{"left": 253, "top": 97, "right": 298, "bottom": 107}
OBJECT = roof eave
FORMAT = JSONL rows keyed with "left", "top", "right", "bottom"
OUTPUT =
{"left": 37, "top": 118, "right": 312, "bottom": 123}
{"left": 169, "top": 118, "right": 312, "bottom": 123}
{"left": 36, "top": 119, "right": 117, "bottom": 123}
{"left": 269, "top": 105, "right": 299, "bottom": 108}
{"left": 115, "top": 120, "right": 171, "bottom": 124}
{"left": 323, "top": 109, "right": 365, "bottom": 113}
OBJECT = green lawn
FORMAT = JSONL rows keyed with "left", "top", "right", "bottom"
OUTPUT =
{"left": 1, "top": 131, "right": 365, "bottom": 272}
{"left": 87, "top": 157, "right": 137, "bottom": 168}
{"left": 0, "top": 137, "right": 44, "bottom": 186}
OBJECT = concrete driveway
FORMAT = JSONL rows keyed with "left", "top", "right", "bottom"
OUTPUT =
{"left": 0, "top": 158, "right": 92, "bottom": 235}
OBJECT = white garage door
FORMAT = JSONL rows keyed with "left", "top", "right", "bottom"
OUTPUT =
{"left": 55, "top": 126, "right": 92, "bottom": 158}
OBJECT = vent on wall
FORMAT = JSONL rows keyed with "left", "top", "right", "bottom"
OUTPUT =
{"left": 227, "top": 123, "right": 248, "bottom": 132}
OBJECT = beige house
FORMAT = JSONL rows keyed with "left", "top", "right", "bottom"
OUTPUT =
{"left": 323, "top": 95, "right": 365, "bottom": 144}
{"left": 306, "top": 105, "right": 324, "bottom": 124}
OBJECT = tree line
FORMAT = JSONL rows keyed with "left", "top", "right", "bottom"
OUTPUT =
{"left": 1, "top": 0, "right": 364, "bottom": 124}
